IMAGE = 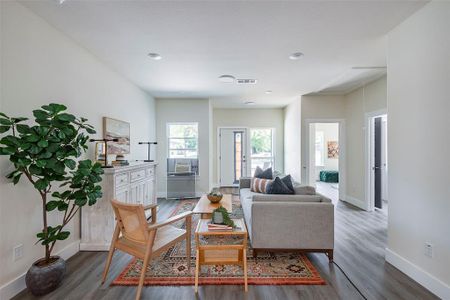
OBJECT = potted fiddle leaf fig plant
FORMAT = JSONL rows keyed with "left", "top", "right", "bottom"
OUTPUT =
{"left": 0, "top": 103, "right": 104, "bottom": 296}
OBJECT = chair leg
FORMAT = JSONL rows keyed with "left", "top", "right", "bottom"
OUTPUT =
{"left": 102, "top": 224, "right": 120, "bottom": 284}
{"left": 101, "top": 248, "right": 115, "bottom": 284}
{"left": 136, "top": 246, "right": 152, "bottom": 300}
{"left": 186, "top": 216, "right": 191, "bottom": 270}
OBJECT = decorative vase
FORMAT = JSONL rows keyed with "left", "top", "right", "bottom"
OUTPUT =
{"left": 213, "top": 211, "right": 224, "bottom": 224}
{"left": 25, "top": 256, "right": 66, "bottom": 296}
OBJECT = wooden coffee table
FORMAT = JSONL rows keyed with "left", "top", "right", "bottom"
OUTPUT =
{"left": 194, "top": 218, "right": 248, "bottom": 292}
{"left": 192, "top": 194, "right": 232, "bottom": 219}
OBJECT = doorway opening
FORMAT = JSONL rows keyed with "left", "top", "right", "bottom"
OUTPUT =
{"left": 218, "top": 127, "right": 275, "bottom": 187}
{"left": 309, "top": 123, "right": 340, "bottom": 201}
{"left": 366, "top": 113, "right": 388, "bottom": 212}
{"left": 219, "top": 128, "right": 247, "bottom": 187}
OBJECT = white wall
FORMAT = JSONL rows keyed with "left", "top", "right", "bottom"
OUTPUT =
{"left": 155, "top": 98, "right": 211, "bottom": 196}
{"left": 314, "top": 123, "right": 339, "bottom": 179}
{"left": 283, "top": 99, "right": 301, "bottom": 182}
{"left": 344, "top": 76, "right": 387, "bottom": 207}
{"left": 212, "top": 108, "right": 284, "bottom": 184}
{"left": 386, "top": 1, "right": 450, "bottom": 298}
{"left": 0, "top": 1, "right": 155, "bottom": 295}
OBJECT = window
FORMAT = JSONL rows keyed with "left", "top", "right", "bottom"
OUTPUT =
{"left": 167, "top": 123, "right": 198, "bottom": 158}
{"left": 250, "top": 128, "right": 274, "bottom": 175}
{"left": 315, "top": 131, "right": 325, "bottom": 166}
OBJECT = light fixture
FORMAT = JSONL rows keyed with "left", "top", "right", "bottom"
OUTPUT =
{"left": 148, "top": 53, "right": 162, "bottom": 60}
{"left": 218, "top": 75, "right": 235, "bottom": 83}
{"left": 244, "top": 101, "right": 255, "bottom": 105}
{"left": 289, "top": 52, "right": 304, "bottom": 60}
{"left": 265, "top": 90, "right": 272, "bottom": 94}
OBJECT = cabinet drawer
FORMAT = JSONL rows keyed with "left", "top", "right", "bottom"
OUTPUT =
{"left": 130, "top": 169, "right": 146, "bottom": 182}
{"left": 146, "top": 168, "right": 154, "bottom": 178}
{"left": 115, "top": 173, "right": 129, "bottom": 187}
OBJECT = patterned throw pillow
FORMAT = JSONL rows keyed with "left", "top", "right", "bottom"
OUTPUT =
{"left": 251, "top": 177, "right": 273, "bottom": 194}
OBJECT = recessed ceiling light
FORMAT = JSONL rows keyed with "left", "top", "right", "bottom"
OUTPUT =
{"left": 244, "top": 101, "right": 255, "bottom": 105}
{"left": 148, "top": 53, "right": 162, "bottom": 60}
{"left": 218, "top": 75, "right": 235, "bottom": 83}
{"left": 265, "top": 90, "right": 273, "bottom": 94}
{"left": 289, "top": 52, "right": 304, "bottom": 60}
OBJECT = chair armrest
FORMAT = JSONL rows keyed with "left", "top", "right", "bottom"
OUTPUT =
{"left": 144, "top": 204, "right": 158, "bottom": 223}
{"left": 144, "top": 204, "right": 158, "bottom": 210}
{"left": 147, "top": 211, "right": 192, "bottom": 231}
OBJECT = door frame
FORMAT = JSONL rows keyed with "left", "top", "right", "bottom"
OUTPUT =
{"left": 304, "top": 119, "right": 346, "bottom": 201}
{"left": 365, "top": 109, "right": 387, "bottom": 211}
{"left": 217, "top": 127, "right": 249, "bottom": 187}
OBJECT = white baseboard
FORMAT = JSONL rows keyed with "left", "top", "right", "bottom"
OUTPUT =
{"left": 0, "top": 240, "right": 80, "bottom": 300}
{"left": 79, "top": 243, "right": 109, "bottom": 251}
{"left": 156, "top": 191, "right": 167, "bottom": 198}
{"left": 385, "top": 248, "right": 450, "bottom": 299}
{"left": 343, "top": 195, "right": 368, "bottom": 210}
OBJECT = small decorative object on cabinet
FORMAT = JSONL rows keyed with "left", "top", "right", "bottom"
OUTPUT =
{"left": 89, "top": 138, "right": 119, "bottom": 168}
{"left": 138, "top": 141, "right": 157, "bottom": 162}
{"left": 80, "top": 162, "right": 157, "bottom": 251}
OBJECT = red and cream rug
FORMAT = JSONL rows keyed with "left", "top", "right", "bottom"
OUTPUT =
{"left": 112, "top": 199, "right": 325, "bottom": 286}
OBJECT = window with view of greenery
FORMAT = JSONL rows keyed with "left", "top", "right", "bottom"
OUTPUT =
{"left": 167, "top": 123, "right": 198, "bottom": 158}
{"left": 250, "top": 128, "right": 274, "bottom": 174}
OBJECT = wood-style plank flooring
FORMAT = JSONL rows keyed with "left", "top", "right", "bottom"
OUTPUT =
{"left": 14, "top": 189, "right": 438, "bottom": 300}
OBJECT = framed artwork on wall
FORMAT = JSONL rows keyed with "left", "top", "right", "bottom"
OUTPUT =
{"left": 327, "top": 141, "right": 339, "bottom": 159}
{"left": 103, "top": 117, "right": 130, "bottom": 154}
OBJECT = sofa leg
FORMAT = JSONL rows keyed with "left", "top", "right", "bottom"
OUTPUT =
{"left": 252, "top": 249, "right": 258, "bottom": 258}
{"left": 327, "top": 250, "right": 334, "bottom": 262}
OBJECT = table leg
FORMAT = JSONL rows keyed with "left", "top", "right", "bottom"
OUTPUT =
{"left": 195, "top": 249, "right": 200, "bottom": 293}
{"left": 243, "top": 249, "right": 248, "bottom": 292}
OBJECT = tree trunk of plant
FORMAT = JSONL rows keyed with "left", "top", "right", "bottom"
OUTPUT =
{"left": 41, "top": 192, "right": 50, "bottom": 262}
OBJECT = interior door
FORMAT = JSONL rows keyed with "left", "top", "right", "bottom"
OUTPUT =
{"left": 374, "top": 117, "right": 383, "bottom": 209}
{"left": 219, "top": 128, "right": 247, "bottom": 186}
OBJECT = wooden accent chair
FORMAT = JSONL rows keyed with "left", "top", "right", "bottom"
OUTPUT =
{"left": 102, "top": 200, "right": 192, "bottom": 300}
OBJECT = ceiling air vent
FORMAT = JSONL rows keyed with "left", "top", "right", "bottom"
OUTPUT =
{"left": 236, "top": 79, "right": 257, "bottom": 84}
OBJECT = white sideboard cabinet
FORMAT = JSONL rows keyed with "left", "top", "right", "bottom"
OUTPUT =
{"left": 80, "top": 162, "right": 157, "bottom": 251}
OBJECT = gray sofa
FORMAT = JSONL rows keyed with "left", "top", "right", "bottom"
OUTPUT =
{"left": 239, "top": 177, "right": 334, "bottom": 261}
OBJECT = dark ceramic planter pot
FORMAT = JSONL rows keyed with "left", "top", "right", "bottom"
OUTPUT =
{"left": 25, "top": 256, "right": 66, "bottom": 296}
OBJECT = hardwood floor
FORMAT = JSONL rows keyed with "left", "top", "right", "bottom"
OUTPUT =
{"left": 13, "top": 194, "right": 438, "bottom": 300}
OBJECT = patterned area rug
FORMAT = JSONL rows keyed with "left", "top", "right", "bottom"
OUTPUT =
{"left": 112, "top": 199, "right": 325, "bottom": 286}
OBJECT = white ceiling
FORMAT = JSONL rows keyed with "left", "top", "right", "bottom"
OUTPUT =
{"left": 21, "top": 0, "right": 427, "bottom": 108}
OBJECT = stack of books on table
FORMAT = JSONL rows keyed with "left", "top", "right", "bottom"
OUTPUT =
{"left": 207, "top": 223, "right": 233, "bottom": 231}
{"left": 112, "top": 160, "right": 129, "bottom": 167}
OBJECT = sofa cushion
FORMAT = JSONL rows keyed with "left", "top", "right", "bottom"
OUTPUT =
{"left": 293, "top": 185, "right": 316, "bottom": 195}
{"left": 268, "top": 176, "right": 294, "bottom": 194}
{"left": 251, "top": 177, "right": 272, "bottom": 194}
{"left": 254, "top": 166, "right": 273, "bottom": 179}
{"left": 252, "top": 194, "right": 324, "bottom": 203}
